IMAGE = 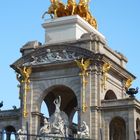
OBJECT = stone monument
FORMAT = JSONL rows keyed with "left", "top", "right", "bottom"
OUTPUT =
{"left": 0, "top": 1, "right": 140, "bottom": 140}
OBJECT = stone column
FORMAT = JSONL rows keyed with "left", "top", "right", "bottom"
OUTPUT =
{"left": 90, "top": 65, "right": 99, "bottom": 139}
{"left": 104, "top": 119, "right": 109, "bottom": 140}
{"left": 128, "top": 109, "right": 135, "bottom": 140}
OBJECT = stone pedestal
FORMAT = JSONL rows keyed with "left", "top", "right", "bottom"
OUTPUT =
{"left": 42, "top": 15, "right": 105, "bottom": 44}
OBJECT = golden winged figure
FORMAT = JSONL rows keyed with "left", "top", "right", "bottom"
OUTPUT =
{"left": 17, "top": 66, "right": 32, "bottom": 83}
{"left": 102, "top": 62, "right": 111, "bottom": 73}
{"left": 75, "top": 58, "right": 91, "bottom": 75}
{"left": 125, "top": 78, "right": 133, "bottom": 90}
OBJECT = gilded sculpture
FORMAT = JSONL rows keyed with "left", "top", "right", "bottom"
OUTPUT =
{"left": 102, "top": 62, "right": 111, "bottom": 90}
{"left": 17, "top": 66, "right": 32, "bottom": 118}
{"left": 42, "top": 0, "right": 66, "bottom": 19}
{"left": 125, "top": 78, "right": 133, "bottom": 90}
{"left": 42, "top": 0, "right": 97, "bottom": 29}
{"left": 17, "top": 67, "right": 32, "bottom": 84}
{"left": 77, "top": 0, "right": 97, "bottom": 28}
{"left": 75, "top": 58, "right": 91, "bottom": 76}
{"left": 75, "top": 58, "right": 91, "bottom": 112}
{"left": 66, "top": 0, "right": 77, "bottom": 16}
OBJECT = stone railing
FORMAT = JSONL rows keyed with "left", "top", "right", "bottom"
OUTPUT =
{"left": 101, "top": 98, "right": 140, "bottom": 110}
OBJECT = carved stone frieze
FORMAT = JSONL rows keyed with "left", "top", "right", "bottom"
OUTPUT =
{"left": 23, "top": 49, "right": 79, "bottom": 66}
{"left": 11, "top": 45, "right": 102, "bottom": 70}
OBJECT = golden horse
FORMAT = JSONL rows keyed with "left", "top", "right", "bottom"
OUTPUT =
{"left": 77, "top": 0, "right": 89, "bottom": 19}
{"left": 42, "top": 0, "right": 66, "bottom": 19}
{"left": 42, "top": 0, "right": 97, "bottom": 29}
{"left": 77, "top": 0, "right": 97, "bottom": 29}
{"left": 66, "top": 0, "right": 77, "bottom": 16}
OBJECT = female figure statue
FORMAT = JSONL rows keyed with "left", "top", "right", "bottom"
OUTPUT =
{"left": 54, "top": 96, "right": 61, "bottom": 114}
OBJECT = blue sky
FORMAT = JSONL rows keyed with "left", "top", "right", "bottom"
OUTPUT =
{"left": 0, "top": 0, "right": 140, "bottom": 110}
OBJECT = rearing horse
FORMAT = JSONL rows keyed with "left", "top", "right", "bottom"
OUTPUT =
{"left": 77, "top": 0, "right": 97, "bottom": 29}
{"left": 66, "top": 0, "right": 77, "bottom": 16}
{"left": 42, "top": 0, "right": 66, "bottom": 19}
{"left": 77, "top": 0, "right": 90, "bottom": 20}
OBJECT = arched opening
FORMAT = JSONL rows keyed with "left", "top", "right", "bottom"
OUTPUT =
{"left": 41, "top": 85, "right": 78, "bottom": 119}
{"left": 136, "top": 118, "right": 140, "bottom": 140}
{"left": 109, "top": 117, "right": 126, "bottom": 140}
{"left": 3, "top": 126, "right": 16, "bottom": 140}
{"left": 73, "top": 111, "right": 78, "bottom": 124}
{"left": 40, "top": 85, "right": 78, "bottom": 136}
{"left": 41, "top": 101, "right": 49, "bottom": 118}
{"left": 71, "top": 111, "right": 78, "bottom": 136}
{"left": 40, "top": 101, "right": 49, "bottom": 128}
{"left": 104, "top": 90, "right": 117, "bottom": 100}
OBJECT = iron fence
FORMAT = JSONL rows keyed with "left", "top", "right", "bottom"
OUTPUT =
{"left": 0, "top": 131, "right": 91, "bottom": 140}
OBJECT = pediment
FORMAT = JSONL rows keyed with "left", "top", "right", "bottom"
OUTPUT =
{"left": 11, "top": 44, "right": 103, "bottom": 71}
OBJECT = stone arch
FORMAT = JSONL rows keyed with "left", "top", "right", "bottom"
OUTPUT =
{"left": 39, "top": 84, "right": 78, "bottom": 125}
{"left": 3, "top": 125, "right": 16, "bottom": 140}
{"left": 36, "top": 77, "right": 81, "bottom": 112}
{"left": 32, "top": 76, "right": 81, "bottom": 135}
{"left": 104, "top": 90, "right": 117, "bottom": 100}
{"left": 109, "top": 117, "right": 126, "bottom": 140}
{"left": 136, "top": 118, "right": 140, "bottom": 140}
{"left": 38, "top": 84, "right": 78, "bottom": 136}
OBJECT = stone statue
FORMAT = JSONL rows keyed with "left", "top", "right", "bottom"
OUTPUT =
{"left": 55, "top": 52, "right": 63, "bottom": 61}
{"left": 40, "top": 118, "right": 51, "bottom": 135}
{"left": 39, "top": 96, "right": 69, "bottom": 138}
{"left": 77, "top": 121, "right": 89, "bottom": 138}
{"left": 17, "top": 126, "right": 27, "bottom": 140}
{"left": 46, "top": 49, "right": 56, "bottom": 62}
{"left": 53, "top": 96, "right": 61, "bottom": 114}
{"left": 51, "top": 117, "right": 65, "bottom": 136}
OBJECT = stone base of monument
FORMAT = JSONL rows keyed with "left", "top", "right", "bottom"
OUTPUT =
{"left": 42, "top": 15, "right": 105, "bottom": 44}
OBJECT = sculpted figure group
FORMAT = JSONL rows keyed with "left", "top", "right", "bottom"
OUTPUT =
{"left": 39, "top": 96, "right": 67, "bottom": 138}
{"left": 38, "top": 96, "right": 89, "bottom": 139}
{"left": 42, "top": 0, "right": 97, "bottom": 29}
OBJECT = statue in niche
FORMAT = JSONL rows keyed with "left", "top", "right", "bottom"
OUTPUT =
{"left": 39, "top": 96, "right": 69, "bottom": 138}
{"left": 77, "top": 121, "right": 89, "bottom": 138}
{"left": 50, "top": 96, "right": 65, "bottom": 136}
{"left": 17, "top": 126, "right": 27, "bottom": 140}
{"left": 53, "top": 96, "right": 61, "bottom": 114}
{"left": 40, "top": 118, "right": 51, "bottom": 135}
{"left": 51, "top": 117, "right": 65, "bottom": 136}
